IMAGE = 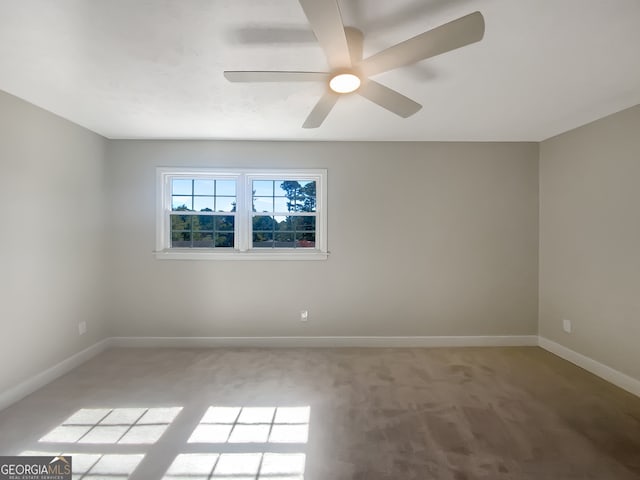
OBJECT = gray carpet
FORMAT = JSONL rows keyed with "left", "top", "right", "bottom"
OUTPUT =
{"left": 0, "top": 347, "right": 638, "bottom": 479}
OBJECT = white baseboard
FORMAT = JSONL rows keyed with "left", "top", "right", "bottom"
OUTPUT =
{"left": 6, "top": 334, "right": 637, "bottom": 413}
{"left": 110, "top": 335, "right": 539, "bottom": 348}
{"left": 538, "top": 336, "right": 640, "bottom": 398}
{"left": 0, "top": 338, "right": 112, "bottom": 412}
{"left": 0, "top": 334, "right": 535, "bottom": 412}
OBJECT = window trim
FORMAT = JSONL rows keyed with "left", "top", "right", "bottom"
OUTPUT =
{"left": 155, "top": 167, "right": 328, "bottom": 260}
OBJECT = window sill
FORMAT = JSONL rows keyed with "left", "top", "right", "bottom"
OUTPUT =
{"left": 153, "top": 249, "right": 329, "bottom": 261}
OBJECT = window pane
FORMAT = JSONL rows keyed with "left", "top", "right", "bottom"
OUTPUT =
{"left": 172, "top": 179, "right": 192, "bottom": 195}
{"left": 253, "top": 197, "right": 273, "bottom": 213}
{"left": 300, "top": 182, "right": 316, "bottom": 204}
{"left": 215, "top": 197, "right": 236, "bottom": 212}
{"left": 215, "top": 216, "right": 235, "bottom": 232}
{"left": 276, "top": 180, "right": 299, "bottom": 198}
{"left": 215, "top": 233, "right": 234, "bottom": 248}
{"left": 171, "top": 215, "right": 192, "bottom": 232}
{"left": 279, "top": 180, "right": 316, "bottom": 212}
{"left": 216, "top": 180, "right": 236, "bottom": 196}
{"left": 274, "top": 231, "right": 295, "bottom": 247}
{"left": 172, "top": 196, "right": 193, "bottom": 211}
{"left": 253, "top": 215, "right": 275, "bottom": 232}
{"left": 193, "top": 179, "right": 214, "bottom": 195}
{"left": 194, "top": 216, "right": 214, "bottom": 231}
{"left": 193, "top": 232, "right": 214, "bottom": 248}
{"left": 292, "top": 216, "right": 316, "bottom": 231}
{"left": 171, "top": 231, "right": 191, "bottom": 247}
{"left": 274, "top": 215, "right": 292, "bottom": 231}
{"left": 296, "top": 232, "right": 316, "bottom": 248}
{"left": 252, "top": 231, "right": 273, "bottom": 248}
{"left": 193, "top": 196, "right": 214, "bottom": 212}
{"left": 253, "top": 180, "right": 273, "bottom": 196}
{"left": 274, "top": 196, "right": 290, "bottom": 212}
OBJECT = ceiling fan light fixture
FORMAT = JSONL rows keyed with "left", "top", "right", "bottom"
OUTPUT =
{"left": 329, "top": 73, "right": 361, "bottom": 93}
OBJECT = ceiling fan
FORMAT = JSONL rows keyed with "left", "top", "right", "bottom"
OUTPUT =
{"left": 224, "top": 0, "right": 485, "bottom": 128}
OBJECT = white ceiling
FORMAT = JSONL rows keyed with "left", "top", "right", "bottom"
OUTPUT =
{"left": 0, "top": 0, "right": 639, "bottom": 141}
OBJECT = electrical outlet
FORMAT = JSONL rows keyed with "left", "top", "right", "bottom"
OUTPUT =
{"left": 78, "top": 321, "right": 87, "bottom": 336}
{"left": 300, "top": 310, "right": 309, "bottom": 322}
{"left": 562, "top": 319, "right": 571, "bottom": 334}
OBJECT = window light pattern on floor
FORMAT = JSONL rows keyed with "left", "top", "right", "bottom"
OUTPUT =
{"left": 164, "top": 453, "right": 305, "bottom": 480}
{"left": 188, "top": 406, "right": 310, "bottom": 444}
{"left": 21, "top": 451, "right": 144, "bottom": 480}
{"left": 39, "top": 407, "right": 182, "bottom": 445}
{"left": 25, "top": 405, "right": 308, "bottom": 479}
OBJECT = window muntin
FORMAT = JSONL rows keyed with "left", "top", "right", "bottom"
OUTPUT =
{"left": 156, "top": 168, "right": 327, "bottom": 259}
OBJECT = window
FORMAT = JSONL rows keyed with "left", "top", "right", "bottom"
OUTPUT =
{"left": 156, "top": 168, "right": 327, "bottom": 260}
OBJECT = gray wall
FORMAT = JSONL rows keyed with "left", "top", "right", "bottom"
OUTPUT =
{"left": 4, "top": 86, "right": 638, "bottom": 398}
{"left": 105, "top": 141, "right": 539, "bottom": 337}
{"left": 0, "top": 91, "right": 108, "bottom": 393}
{"left": 540, "top": 105, "right": 640, "bottom": 380}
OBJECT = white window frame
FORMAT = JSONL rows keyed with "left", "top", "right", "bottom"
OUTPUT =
{"left": 155, "top": 167, "right": 328, "bottom": 260}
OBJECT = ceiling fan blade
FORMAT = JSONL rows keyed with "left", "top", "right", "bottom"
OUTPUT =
{"left": 299, "top": 0, "right": 352, "bottom": 69}
{"left": 224, "top": 71, "right": 329, "bottom": 82}
{"left": 358, "top": 80, "right": 422, "bottom": 118}
{"left": 302, "top": 92, "right": 339, "bottom": 128}
{"left": 360, "top": 11, "right": 485, "bottom": 76}
{"left": 345, "top": 27, "right": 364, "bottom": 64}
